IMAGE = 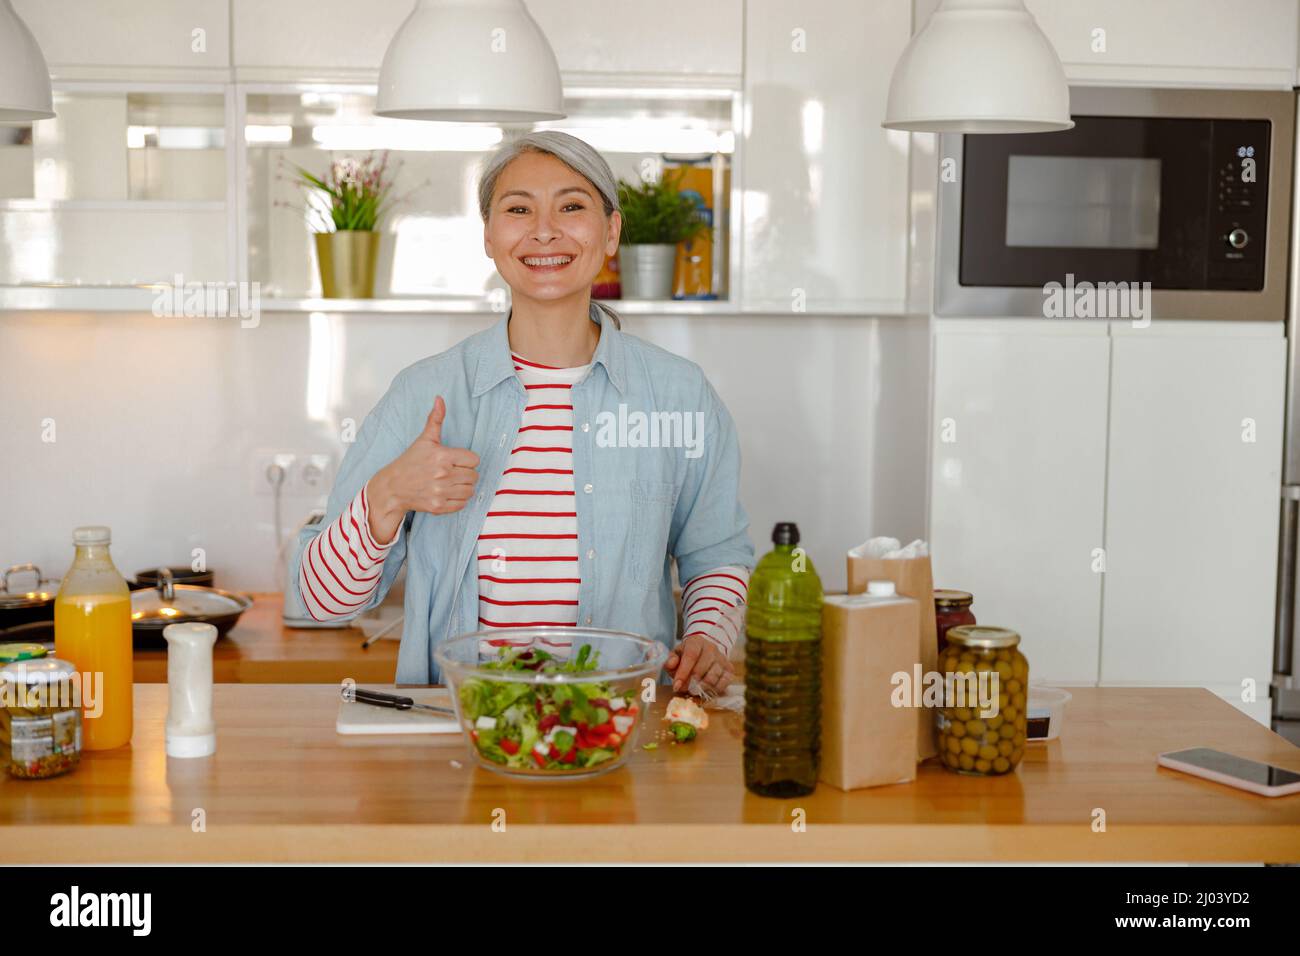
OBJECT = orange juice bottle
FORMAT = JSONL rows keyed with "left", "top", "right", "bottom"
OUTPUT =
{"left": 54, "top": 526, "right": 133, "bottom": 750}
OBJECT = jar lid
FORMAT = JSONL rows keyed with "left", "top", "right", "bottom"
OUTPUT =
{"left": 934, "top": 588, "right": 974, "bottom": 608}
{"left": 0, "top": 657, "right": 77, "bottom": 686}
{"left": 73, "top": 526, "right": 111, "bottom": 546}
{"left": 946, "top": 625, "right": 1019, "bottom": 649}
{"left": 0, "top": 643, "right": 48, "bottom": 663}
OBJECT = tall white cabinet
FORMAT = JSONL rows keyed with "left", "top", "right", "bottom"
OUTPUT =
{"left": 1101, "top": 324, "right": 1284, "bottom": 713}
{"left": 930, "top": 320, "right": 1286, "bottom": 723}
{"left": 929, "top": 320, "right": 1110, "bottom": 685}
{"left": 742, "top": 0, "right": 912, "bottom": 314}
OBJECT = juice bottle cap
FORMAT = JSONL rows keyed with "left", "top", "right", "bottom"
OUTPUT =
{"left": 73, "top": 526, "right": 111, "bottom": 546}
{"left": 866, "top": 580, "right": 897, "bottom": 596}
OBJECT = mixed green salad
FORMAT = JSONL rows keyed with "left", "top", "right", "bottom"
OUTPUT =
{"left": 458, "top": 644, "right": 641, "bottom": 772}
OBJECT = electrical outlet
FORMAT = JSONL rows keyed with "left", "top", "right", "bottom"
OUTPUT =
{"left": 253, "top": 451, "right": 297, "bottom": 497}
{"left": 295, "top": 453, "right": 334, "bottom": 496}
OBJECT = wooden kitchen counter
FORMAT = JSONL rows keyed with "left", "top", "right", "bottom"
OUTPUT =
{"left": 131, "top": 594, "right": 397, "bottom": 685}
{"left": 3, "top": 685, "right": 1299, "bottom": 863}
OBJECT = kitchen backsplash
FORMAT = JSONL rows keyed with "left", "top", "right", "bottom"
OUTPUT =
{"left": 0, "top": 309, "right": 928, "bottom": 594}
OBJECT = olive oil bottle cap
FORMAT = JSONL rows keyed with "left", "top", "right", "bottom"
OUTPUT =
{"left": 772, "top": 522, "right": 800, "bottom": 546}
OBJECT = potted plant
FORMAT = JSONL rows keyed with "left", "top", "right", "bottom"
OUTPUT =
{"left": 284, "top": 152, "right": 399, "bottom": 299}
{"left": 616, "top": 170, "right": 710, "bottom": 300}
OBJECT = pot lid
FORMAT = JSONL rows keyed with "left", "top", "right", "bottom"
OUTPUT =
{"left": 134, "top": 565, "right": 213, "bottom": 582}
{"left": 130, "top": 581, "right": 251, "bottom": 626}
{"left": 0, "top": 564, "right": 57, "bottom": 609}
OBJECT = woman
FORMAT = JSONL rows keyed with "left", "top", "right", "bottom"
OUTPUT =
{"left": 288, "top": 131, "right": 753, "bottom": 694}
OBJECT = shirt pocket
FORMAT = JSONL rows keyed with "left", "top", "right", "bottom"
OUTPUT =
{"left": 627, "top": 478, "right": 676, "bottom": 591}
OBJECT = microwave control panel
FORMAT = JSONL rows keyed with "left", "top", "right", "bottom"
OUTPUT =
{"left": 1209, "top": 121, "right": 1270, "bottom": 290}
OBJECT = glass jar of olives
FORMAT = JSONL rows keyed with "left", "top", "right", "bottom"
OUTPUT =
{"left": 935, "top": 626, "right": 1028, "bottom": 776}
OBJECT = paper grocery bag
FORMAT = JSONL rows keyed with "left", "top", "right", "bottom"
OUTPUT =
{"left": 846, "top": 554, "right": 938, "bottom": 761}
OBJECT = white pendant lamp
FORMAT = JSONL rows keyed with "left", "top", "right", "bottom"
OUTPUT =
{"left": 376, "top": 0, "right": 564, "bottom": 123}
{"left": 883, "top": 0, "right": 1071, "bottom": 134}
{"left": 0, "top": 0, "right": 54, "bottom": 122}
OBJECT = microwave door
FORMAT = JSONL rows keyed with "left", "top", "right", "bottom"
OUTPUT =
{"left": 957, "top": 116, "right": 1238, "bottom": 292}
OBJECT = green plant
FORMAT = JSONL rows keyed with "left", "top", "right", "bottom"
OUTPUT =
{"left": 286, "top": 151, "right": 398, "bottom": 233}
{"left": 616, "top": 170, "right": 710, "bottom": 245}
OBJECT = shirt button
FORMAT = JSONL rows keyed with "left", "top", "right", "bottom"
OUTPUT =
{"left": 581, "top": 422, "right": 590, "bottom": 432}
{"left": 587, "top": 549, "right": 595, "bottom": 560}
{"left": 584, "top": 615, "right": 592, "bottom": 625}
{"left": 583, "top": 483, "right": 593, "bottom": 494}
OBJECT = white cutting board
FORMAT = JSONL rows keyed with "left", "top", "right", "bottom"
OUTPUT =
{"left": 336, "top": 686, "right": 461, "bottom": 735}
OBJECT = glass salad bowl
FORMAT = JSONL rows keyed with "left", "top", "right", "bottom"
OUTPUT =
{"left": 434, "top": 628, "right": 668, "bottom": 779}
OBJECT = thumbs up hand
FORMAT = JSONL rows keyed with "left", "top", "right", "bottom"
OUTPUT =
{"left": 366, "top": 395, "right": 481, "bottom": 545}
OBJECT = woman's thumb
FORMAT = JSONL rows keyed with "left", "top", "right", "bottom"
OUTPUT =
{"left": 421, "top": 395, "right": 445, "bottom": 443}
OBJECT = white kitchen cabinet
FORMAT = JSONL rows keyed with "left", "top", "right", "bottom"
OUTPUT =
{"left": 741, "top": 0, "right": 912, "bottom": 314}
{"left": 530, "top": 0, "right": 742, "bottom": 77}
{"left": 929, "top": 320, "right": 1111, "bottom": 684}
{"left": 1101, "top": 323, "right": 1284, "bottom": 701}
{"left": 1024, "top": 0, "right": 1298, "bottom": 90}
{"left": 912, "top": 0, "right": 1297, "bottom": 90}
{"left": 930, "top": 319, "right": 1287, "bottom": 708}
{"left": 13, "top": 0, "right": 230, "bottom": 77}
{"left": 231, "top": 0, "right": 410, "bottom": 79}
{"left": 230, "top": 0, "right": 741, "bottom": 80}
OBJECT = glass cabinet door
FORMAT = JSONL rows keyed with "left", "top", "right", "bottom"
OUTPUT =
{"left": 0, "top": 87, "right": 230, "bottom": 291}
{"left": 243, "top": 85, "right": 735, "bottom": 303}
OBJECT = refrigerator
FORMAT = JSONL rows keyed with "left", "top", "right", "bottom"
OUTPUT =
{"left": 1275, "top": 93, "right": 1300, "bottom": 745}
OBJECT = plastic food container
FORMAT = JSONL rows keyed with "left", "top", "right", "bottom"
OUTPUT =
{"left": 434, "top": 628, "right": 667, "bottom": 779}
{"left": 1026, "top": 684, "right": 1071, "bottom": 742}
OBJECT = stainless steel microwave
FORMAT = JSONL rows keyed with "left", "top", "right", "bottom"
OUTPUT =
{"left": 935, "top": 88, "right": 1295, "bottom": 321}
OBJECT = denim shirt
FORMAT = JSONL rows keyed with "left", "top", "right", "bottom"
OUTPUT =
{"left": 286, "top": 302, "right": 755, "bottom": 684}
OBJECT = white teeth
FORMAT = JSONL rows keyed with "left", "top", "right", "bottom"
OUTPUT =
{"left": 523, "top": 255, "right": 573, "bottom": 266}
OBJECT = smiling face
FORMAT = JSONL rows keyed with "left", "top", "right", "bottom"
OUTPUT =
{"left": 483, "top": 150, "right": 621, "bottom": 306}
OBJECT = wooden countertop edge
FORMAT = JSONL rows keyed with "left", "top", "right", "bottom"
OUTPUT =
{"left": 6, "top": 824, "right": 1298, "bottom": 864}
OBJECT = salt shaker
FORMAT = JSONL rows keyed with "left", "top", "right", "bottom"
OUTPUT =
{"left": 162, "top": 622, "right": 218, "bottom": 758}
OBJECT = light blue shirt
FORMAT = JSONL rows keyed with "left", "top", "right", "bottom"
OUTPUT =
{"left": 286, "top": 302, "right": 755, "bottom": 684}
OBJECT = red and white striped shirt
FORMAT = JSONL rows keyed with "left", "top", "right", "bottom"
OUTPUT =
{"left": 298, "top": 351, "right": 749, "bottom": 656}
{"left": 477, "top": 353, "right": 585, "bottom": 654}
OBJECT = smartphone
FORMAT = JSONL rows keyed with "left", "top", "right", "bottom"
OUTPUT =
{"left": 1157, "top": 747, "right": 1300, "bottom": 797}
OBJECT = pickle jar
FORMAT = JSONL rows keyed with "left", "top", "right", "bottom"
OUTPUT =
{"left": 935, "top": 626, "right": 1028, "bottom": 776}
{"left": 933, "top": 589, "right": 975, "bottom": 655}
{"left": 0, "top": 657, "right": 82, "bottom": 779}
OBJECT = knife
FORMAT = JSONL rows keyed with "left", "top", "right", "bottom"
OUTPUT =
{"left": 350, "top": 687, "right": 456, "bottom": 717}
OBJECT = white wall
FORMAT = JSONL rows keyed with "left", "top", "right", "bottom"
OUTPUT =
{"left": 0, "top": 309, "right": 930, "bottom": 595}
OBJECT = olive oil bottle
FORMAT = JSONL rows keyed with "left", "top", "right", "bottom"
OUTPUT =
{"left": 744, "top": 522, "right": 823, "bottom": 797}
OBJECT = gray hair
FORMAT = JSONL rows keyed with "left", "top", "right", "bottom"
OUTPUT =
{"left": 477, "top": 131, "right": 624, "bottom": 329}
